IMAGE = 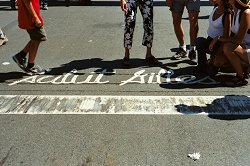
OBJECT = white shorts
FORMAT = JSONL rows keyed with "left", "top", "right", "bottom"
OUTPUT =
{"left": 247, "top": 49, "right": 250, "bottom": 64}
{"left": 246, "top": 44, "right": 250, "bottom": 64}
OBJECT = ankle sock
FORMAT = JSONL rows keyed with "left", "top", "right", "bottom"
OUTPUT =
{"left": 180, "top": 45, "right": 186, "bottom": 51}
{"left": 190, "top": 45, "right": 196, "bottom": 51}
{"left": 27, "top": 63, "right": 34, "bottom": 69}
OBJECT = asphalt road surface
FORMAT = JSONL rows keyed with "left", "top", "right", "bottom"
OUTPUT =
{"left": 0, "top": 1, "right": 250, "bottom": 165}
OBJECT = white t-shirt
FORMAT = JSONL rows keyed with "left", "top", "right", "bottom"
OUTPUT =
{"left": 232, "top": 9, "right": 250, "bottom": 46}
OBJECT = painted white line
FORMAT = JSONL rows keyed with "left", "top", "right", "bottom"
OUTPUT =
{"left": 0, "top": 95, "right": 250, "bottom": 114}
{"left": 2, "top": 62, "right": 10, "bottom": 65}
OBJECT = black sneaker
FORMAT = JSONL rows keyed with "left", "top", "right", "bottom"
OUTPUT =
{"left": 171, "top": 48, "right": 187, "bottom": 60}
{"left": 12, "top": 53, "right": 27, "bottom": 71}
{"left": 188, "top": 49, "right": 196, "bottom": 60}
{"left": 10, "top": 0, "right": 17, "bottom": 9}
{"left": 25, "top": 65, "right": 46, "bottom": 75}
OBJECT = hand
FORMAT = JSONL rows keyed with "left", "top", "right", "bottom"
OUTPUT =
{"left": 209, "top": 38, "right": 217, "bottom": 51}
{"left": 120, "top": 0, "right": 127, "bottom": 12}
{"left": 34, "top": 17, "right": 42, "bottom": 27}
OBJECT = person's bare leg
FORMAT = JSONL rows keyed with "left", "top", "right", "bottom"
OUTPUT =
{"left": 124, "top": 48, "right": 130, "bottom": 58}
{"left": 188, "top": 11, "right": 199, "bottom": 48}
{"left": 22, "top": 41, "right": 31, "bottom": 54}
{"left": 172, "top": 11, "right": 185, "bottom": 46}
{"left": 223, "top": 43, "right": 245, "bottom": 78}
{"left": 123, "top": 47, "right": 130, "bottom": 65}
{"left": 212, "top": 54, "right": 231, "bottom": 68}
{"left": 28, "top": 40, "right": 40, "bottom": 64}
{"left": 145, "top": 47, "right": 158, "bottom": 64}
{"left": 146, "top": 47, "right": 152, "bottom": 58}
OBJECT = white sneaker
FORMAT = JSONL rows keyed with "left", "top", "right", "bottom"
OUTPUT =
{"left": 0, "top": 33, "right": 8, "bottom": 46}
{"left": 25, "top": 65, "right": 46, "bottom": 75}
{"left": 43, "top": 5, "right": 48, "bottom": 10}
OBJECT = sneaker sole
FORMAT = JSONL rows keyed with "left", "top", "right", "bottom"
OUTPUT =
{"left": 25, "top": 68, "right": 46, "bottom": 76}
{"left": 188, "top": 56, "right": 196, "bottom": 60}
{"left": 171, "top": 55, "right": 187, "bottom": 60}
{"left": 25, "top": 71, "right": 45, "bottom": 76}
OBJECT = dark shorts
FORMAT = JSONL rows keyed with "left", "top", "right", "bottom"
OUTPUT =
{"left": 172, "top": 0, "right": 200, "bottom": 13}
{"left": 26, "top": 26, "right": 47, "bottom": 41}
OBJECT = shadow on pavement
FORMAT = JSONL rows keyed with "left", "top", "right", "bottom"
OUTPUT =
{"left": 158, "top": 64, "right": 240, "bottom": 89}
{"left": 0, "top": 57, "right": 237, "bottom": 89}
{"left": 46, "top": 58, "right": 167, "bottom": 75}
{"left": 175, "top": 95, "right": 250, "bottom": 120}
{"left": 0, "top": 72, "right": 27, "bottom": 83}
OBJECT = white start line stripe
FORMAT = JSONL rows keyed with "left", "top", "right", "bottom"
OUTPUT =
{"left": 0, "top": 95, "right": 249, "bottom": 114}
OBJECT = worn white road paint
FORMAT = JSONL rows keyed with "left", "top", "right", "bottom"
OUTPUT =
{"left": 8, "top": 69, "right": 220, "bottom": 86}
{"left": 0, "top": 95, "right": 249, "bottom": 114}
{"left": 2, "top": 62, "right": 10, "bottom": 65}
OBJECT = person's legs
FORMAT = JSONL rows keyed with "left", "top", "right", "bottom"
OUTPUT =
{"left": 172, "top": 11, "right": 185, "bottom": 47}
{"left": 12, "top": 41, "right": 30, "bottom": 70}
{"left": 123, "top": 0, "right": 137, "bottom": 65}
{"left": 139, "top": 0, "right": 156, "bottom": 61}
{"left": 43, "top": 0, "right": 48, "bottom": 5}
{"left": 170, "top": 11, "right": 188, "bottom": 60}
{"left": 196, "top": 37, "right": 210, "bottom": 66}
{"left": 186, "top": 0, "right": 200, "bottom": 60}
{"left": 212, "top": 54, "right": 230, "bottom": 68}
{"left": 41, "top": 0, "right": 48, "bottom": 10}
{"left": 27, "top": 40, "right": 40, "bottom": 64}
{"left": 23, "top": 41, "right": 31, "bottom": 54}
{"left": 10, "top": 0, "right": 16, "bottom": 9}
{"left": 223, "top": 43, "right": 244, "bottom": 76}
{"left": 187, "top": 11, "right": 199, "bottom": 60}
{"left": 223, "top": 43, "right": 248, "bottom": 86}
{"left": 188, "top": 11, "right": 199, "bottom": 49}
{"left": 13, "top": 27, "right": 46, "bottom": 74}
{"left": 194, "top": 37, "right": 210, "bottom": 74}
{"left": 169, "top": 0, "right": 187, "bottom": 60}
{"left": 24, "top": 40, "right": 45, "bottom": 75}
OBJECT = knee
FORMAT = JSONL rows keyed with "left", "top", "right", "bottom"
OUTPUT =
{"left": 212, "top": 55, "right": 229, "bottom": 68}
{"left": 222, "top": 43, "right": 232, "bottom": 56}
{"left": 172, "top": 13, "right": 182, "bottom": 25}
{"left": 212, "top": 57, "right": 221, "bottom": 68}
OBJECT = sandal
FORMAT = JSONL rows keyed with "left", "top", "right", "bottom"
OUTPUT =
{"left": 123, "top": 57, "right": 130, "bottom": 66}
{"left": 225, "top": 75, "right": 248, "bottom": 87}
{"left": 243, "top": 66, "right": 250, "bottom": 79}
{"left": 145, "top": 55, "right": 158, "bottom": 65}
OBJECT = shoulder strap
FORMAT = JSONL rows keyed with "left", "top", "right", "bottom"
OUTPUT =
{"left": 222, "top": 13, "right": 226, "bottom": 27}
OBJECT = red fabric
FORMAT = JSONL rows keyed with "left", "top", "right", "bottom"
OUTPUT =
{"left": 18, "top": 0, "right": 44, "bottom": 29}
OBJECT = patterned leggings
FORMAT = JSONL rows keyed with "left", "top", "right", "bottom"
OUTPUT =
{"left": 123, "top": 0, "right": 154, "bottom": 49}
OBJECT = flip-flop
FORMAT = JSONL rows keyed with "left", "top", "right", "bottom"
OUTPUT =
{"left": 244, "top": 66, "right": 250, "bottom": 79}
{"left": 225, "top": 75, "right": 248, "bottom": 87}
{"left": 123, "top": 57, "right": 130, "bottom": 66}
{"left": 145, "top": 55, "right": 158, "bottom": 65}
